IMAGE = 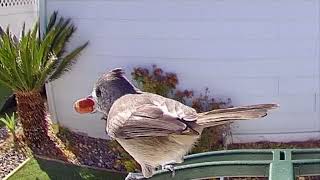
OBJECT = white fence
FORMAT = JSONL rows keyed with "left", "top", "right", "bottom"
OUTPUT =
{"left": 0, "top": 0, "right": 38, "bottom": 36}
{"left": 44, "top": 0, "right": 320, "bottom": 142}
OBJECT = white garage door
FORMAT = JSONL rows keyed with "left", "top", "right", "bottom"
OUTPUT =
{"left": 45, "top": 0, "right": 320, "bottom": 142}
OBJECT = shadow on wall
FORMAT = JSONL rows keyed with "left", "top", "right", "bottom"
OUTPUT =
{"left": 0, "top": 85, "right": 48, "bottom": 114}
{"left": 0, "top": 84, "right": 12, "bottom": 113}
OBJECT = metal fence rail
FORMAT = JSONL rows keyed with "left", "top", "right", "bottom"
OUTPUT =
{"left": 150, "top": 149, "right": 320, "bottom": 180}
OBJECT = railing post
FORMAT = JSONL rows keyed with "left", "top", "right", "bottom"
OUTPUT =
{"left": 151, "top": 149, "right": 320, "bottom": 179}
{"left": 269, "top": 150, "right": 294, "bottom": 180}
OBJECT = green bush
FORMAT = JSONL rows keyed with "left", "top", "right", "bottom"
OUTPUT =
{"left": 131, "top": 65, "right": 233, "bottom": 153}
{"left": 0, "top": 113, "right": 17, "bottom": 142}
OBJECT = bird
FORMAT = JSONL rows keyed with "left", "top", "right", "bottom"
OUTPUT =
{"left": 74, "top": 68, "right": 278, "bottom": 180}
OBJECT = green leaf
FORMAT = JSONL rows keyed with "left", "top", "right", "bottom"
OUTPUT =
{"left": 46, "top": 11, "right": 58, "bottom": 33}
{"left": 35, "top": 54, "right": 58, "bottom": 88}
{"left": 49, "top": 41, "right": 88, "bottom": 81}
{"left": 0, "top": 30, "right": 28, "bottom": 90}
{"left": 52, "top": 22, "right": 75, "bottom": 57}
{"left": 0, "top": 113, "right": 16, "bottom": 135}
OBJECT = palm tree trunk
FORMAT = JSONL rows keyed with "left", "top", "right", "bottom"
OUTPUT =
{"left": 15, "top": 91, "right": 49, "bottom": 150}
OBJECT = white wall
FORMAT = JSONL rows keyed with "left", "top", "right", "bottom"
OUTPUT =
{"left": 0, "top": 0, "right": 38, "bottom": 36}
{"left": 45, "top": 0, "right": 320, "bottom": 142}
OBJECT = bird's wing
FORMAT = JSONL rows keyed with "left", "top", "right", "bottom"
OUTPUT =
{"left": 112, "top": 103, "right": 198, "bottom": 139}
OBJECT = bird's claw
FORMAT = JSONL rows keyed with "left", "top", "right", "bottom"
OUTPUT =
{"left": 162, "top": 164, "right": 175, "bottom": 177}
{"left": 125, "top": 172, "right": 146, "bottom": 180}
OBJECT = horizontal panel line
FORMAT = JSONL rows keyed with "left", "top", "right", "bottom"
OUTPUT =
{"left": 233, "top": 130, "right": 320, "bottom": 135}
{"left": 50, "top": 0, "right": 318, "bottom": 6}
{"left": 90, "top": 53, "right": 316, "bottom": 62}
{"left": 51, "top": 0, "right": 315, "bottom": 2}
{"left": 70, "top": 17, "right": 316, "bottom": 23}
{"left": 73, "top": 35, "right": 319, "bottom": 41}
{"left": 49, "top": 0, "right": 318, "bottom": 9}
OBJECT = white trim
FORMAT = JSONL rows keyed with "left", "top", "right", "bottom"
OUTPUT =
{"left": 318, "top": 0, "right": 320, "bottom": 138}
{"left": 38, "top": 0, "right": 58, "bottom": 123}
{"left": 3, "top": 157, "right": 31, "bottom": 180}
{"left": 45, "top": 82, "right": 58, "bottom": 123}
{"left": 37, "top": 0, "right": 46, "bottom": 34}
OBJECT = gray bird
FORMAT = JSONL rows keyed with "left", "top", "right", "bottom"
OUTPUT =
{"left": 74, "top": 68, "right": 278, "bottom": 180}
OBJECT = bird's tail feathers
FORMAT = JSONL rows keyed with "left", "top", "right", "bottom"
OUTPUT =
{"left": 197, "top": 104, "right": 278, "bottom": 128}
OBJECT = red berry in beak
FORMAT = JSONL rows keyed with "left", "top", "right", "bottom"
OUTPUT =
{"left": 74, "top": 98, "right": 95, "bottom": 114}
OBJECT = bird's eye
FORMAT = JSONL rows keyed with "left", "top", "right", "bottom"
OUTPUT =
{"left": 96, "top": 88, "right": 102, "bottom": 97}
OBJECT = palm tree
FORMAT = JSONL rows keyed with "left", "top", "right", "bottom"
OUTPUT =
{"left": 0, "top": 12, "right": 88, "bottom": 150}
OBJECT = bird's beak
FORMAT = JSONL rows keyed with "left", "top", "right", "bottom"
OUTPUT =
{"left": 74, "top": 95, "right": 96, "bottom": 114}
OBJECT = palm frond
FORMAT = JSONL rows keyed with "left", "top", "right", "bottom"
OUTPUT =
{"left": 46, "top": 13, "right": 78, "bottom": 61}
{"left": 0, "top": 113, "right": 16, "bottom": 130}
{"left": 0, "top": 12, "right": 88, "bottom": 92}
{"left": 51, "top": 19, "right": 76, "bottom": 57}
{"left": 0, "top": 70, "right": 18, "bottom": 90}
{"left": 35, "top": 24, "right": 58, "bottom": 72}
{"left": 20, "top": 23, "right": 26, "bottom": 38}
{"left": 19, "top": 25, "right": 33, "bottom": 86}
{"left": 46, "top": 11, "right": 58, "bottom": 33}
{"left": 0, "top": 29, "right": 28, "bottom": 90}
{"left": 35, "top": 54, "right": 58, "bottom": 88}
{"left": 0, "top": 113, "right": 16, "bottom": 140}
{"left": 0, "top": 26, "right": 3, "bottom": 36}
{"left": 49, "top": 41, "right": 88, "bottom": 81}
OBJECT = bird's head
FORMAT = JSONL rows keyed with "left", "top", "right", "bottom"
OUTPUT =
{"left": 74, "top": 68, "right": 140, "bottom": 115}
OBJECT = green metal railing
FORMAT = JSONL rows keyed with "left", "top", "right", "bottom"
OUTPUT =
{"left": 150, "top": 149, "right": 320, "bottom": 180}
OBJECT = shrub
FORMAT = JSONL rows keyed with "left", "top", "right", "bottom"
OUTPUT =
{"left": 0, "top": 113, "right": 17, "bottom": 142}
{"left": 0, "top": 11, "right": 88, "bottom": 151}
{"left": 132, "top": 65, "right": 232, "bottom": 153}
